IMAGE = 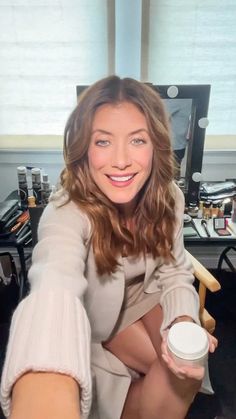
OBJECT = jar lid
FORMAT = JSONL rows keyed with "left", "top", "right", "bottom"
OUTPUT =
{"left": 31, "top": 167, "right": 41, "bottom": 174}
{"left": 167, "top": 322, "right": 209, "bottom": 360}
{"left": 17, "top": 166, "right": 27, "bottom": 174}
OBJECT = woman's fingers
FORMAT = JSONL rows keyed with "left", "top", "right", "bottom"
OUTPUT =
{"left": 161, "top": 353, "right": 186, "bottom": 379}
{"left": 181, "top": 365, "right": 205, "bottom": 381}
{"left": 161, "top": 328, "right": 218, "bottom": 380}
{"left": 161, "top": 350, "right": 204, "bottom": 380}
{"left": 161, "top": 331, "right": 205, "bottom": 381}
{"left": 207, "top": 332, "right": 218, "bottom": 353}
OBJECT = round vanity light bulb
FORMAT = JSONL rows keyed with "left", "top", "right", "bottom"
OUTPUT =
{"left": 192, "top": 172, "right": 202, "bottom": 183}
{"left": 198, "top": 117, "right": 209, "bottom": 129}
{"left": 167, "top": 85, "right": 179, "bottom": 98}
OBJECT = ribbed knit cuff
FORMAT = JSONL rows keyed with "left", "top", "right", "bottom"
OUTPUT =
{"left": 0, "top": 289, "right": 92, "bottom": 419}
{"left": 160, "top": 284, "right": 200, "bottom": 333}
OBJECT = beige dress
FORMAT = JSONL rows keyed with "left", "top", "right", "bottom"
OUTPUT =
{"left": 111, "top": 255, "right": 161, "bottom": 336}
{"left": 92, "top": 256, "right": 213, "bottom": 419}
{"left": 90, "top": 256, "right": 161, "bottom": 419}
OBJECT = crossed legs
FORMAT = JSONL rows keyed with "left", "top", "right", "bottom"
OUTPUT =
{"left": 103, "top": 304, "right": 201, "bottom": 419}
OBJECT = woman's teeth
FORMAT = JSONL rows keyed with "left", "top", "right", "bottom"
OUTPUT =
{"left": 109, "top": 175, "right": 134, "bottom": 182}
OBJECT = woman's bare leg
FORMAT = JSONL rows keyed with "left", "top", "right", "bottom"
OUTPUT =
{"left": 103, "top": 305, "right": 201, "bottom": 419}
{"left": 121, "top": 358, "right": 200, "bottom": 419}
{"left": 103, "top": 320, "right": 157, "bottom": 374}
{"left": 139, "top": 304, "right": 201, "bottom": 419}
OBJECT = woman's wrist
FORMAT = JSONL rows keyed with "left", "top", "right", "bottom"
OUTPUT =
{"left": 169, "top": 315, "right": 194, "bottom": 329}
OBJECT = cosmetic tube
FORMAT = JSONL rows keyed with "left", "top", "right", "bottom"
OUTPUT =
{"left": 17, "top": 166, "right": 28, "bottom": 208}
{"left": 31, "top": 168, "right": 42, "bottom": 205}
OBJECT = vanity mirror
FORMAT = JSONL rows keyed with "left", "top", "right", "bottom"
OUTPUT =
{"left": 76, "top": 83, "right": 211, "bottom": 206}
{"left": 151, "top": 84, "right": 211, "bottom": 205}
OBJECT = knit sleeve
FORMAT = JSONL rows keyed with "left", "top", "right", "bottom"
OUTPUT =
{"left": 0, "top": 289, "right": 92, "bottom": 419}
{"left": 159, "top": 185, "right": 200, "bottom": 332}
{"left": 0, "top": 198, "right": 93, "bottom": 419}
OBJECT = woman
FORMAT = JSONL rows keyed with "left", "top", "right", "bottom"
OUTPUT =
{"left": 0, "top": 76, "right": 217, "bottom": 419}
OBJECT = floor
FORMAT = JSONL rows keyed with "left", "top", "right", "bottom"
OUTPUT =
{"left": 0, "top": 269, "right": 235, "bottom": 419}
{"left": 188, "top": 269, "right": 236, "bottom": 419}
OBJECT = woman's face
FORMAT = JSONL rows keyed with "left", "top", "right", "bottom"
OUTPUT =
{"left": 88, "top": 101, "right": 153, "bottom": 216}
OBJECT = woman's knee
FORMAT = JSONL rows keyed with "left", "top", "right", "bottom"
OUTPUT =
{"left": 103, "top": 320, "right": 158, "bottom": 374}
{"left": 171, "top": 374, "right": 202, "bottom": 403}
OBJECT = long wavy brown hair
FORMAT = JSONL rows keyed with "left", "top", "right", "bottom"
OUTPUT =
{"left": 60, "top": 75, "right": 177, "bottom": 275}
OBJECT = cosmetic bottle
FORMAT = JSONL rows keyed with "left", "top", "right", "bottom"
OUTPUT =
{"left": 28, "top": 196, "right": 36, "bottom": 208}
{"left": 211, "top": 202, "right": 219, "bottom": 218}
{"left": 17, "top": 166, "right": 28, "bottom": 208}
{"left": 31, "top": 168, "right": 42, "bottom": 205}
{"left": 188, "top": 202, "right": 198, "bottom": 218}
{"left": 218, "top": 201, "right": 226, "bottom": 218}
{"left": 231, "top": 195, "right": 236, "bottom": 223}
{"left": 197, "top": 201, "right": 204, "bottom": 219}
{"left": 41, "top": 174, "right": 52, "bottom": 204}
{"left": 203, "top": 201, "right": 211, "bottom": 219}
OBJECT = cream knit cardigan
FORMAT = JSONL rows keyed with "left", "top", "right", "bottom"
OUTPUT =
{"left": 1, "top": 192, "right": 92, "bottom": 418}
{"left": 0, "top": 187, "right": 201, "bottom": 418}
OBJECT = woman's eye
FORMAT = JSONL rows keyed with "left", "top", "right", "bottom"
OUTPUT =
{"left": 131, "top": 138, "right": 146, "bottom": 145}
{"left": 95, "top": 139, "right": 110, "bottom": 147}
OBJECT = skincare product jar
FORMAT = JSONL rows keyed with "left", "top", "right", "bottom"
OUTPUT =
{"left": 167, "top": 322, "right": 209, "bottom": 367}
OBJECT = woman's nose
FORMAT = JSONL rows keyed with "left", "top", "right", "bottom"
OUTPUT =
{"left": 111, "top": 143, "right": 132, "bottom": 169}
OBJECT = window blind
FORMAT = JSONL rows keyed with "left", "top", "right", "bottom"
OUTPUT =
{"left": 0, "top": 0, "right": 110, "bottom": 135}
{"left": 147, "top": 0, "right": 236, "bottom": 135}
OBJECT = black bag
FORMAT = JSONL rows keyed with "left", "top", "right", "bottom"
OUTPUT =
{"left": 0, "top": 252, "right": 20, "bottom": 323}
{"left": 0, "top": 199, "right": 31, "bottom": 243}
{"left": 0, "top": 200, "right": 19, "bottom": 231}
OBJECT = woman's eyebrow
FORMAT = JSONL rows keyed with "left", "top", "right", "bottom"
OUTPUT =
{"left": 91, "top": 128, "right": 149, "bottom": 136}
{"left": 129, "top": 128, "right": 149, "bottom": 136}
{"left": 91, "top": 129, "right": 112, "bottom": 135}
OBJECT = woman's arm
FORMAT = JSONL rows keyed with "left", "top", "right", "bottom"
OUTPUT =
{"left": 11, "top": 372, "right": 81, "bottom": 419}
{"left": 1, "top": 200, "right": 92, "bottom": 418}
{"left": 158, "top": 186, "right": 200, "bottom": 331}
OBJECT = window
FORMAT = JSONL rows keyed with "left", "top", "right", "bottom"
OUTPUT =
{"left": 0, "top": 0, "right": 113, "bottom": 135}
{"left": 146, "top": 0, "right": 236, "bottom": 135}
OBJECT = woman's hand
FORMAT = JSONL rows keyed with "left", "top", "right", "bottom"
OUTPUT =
{"left": 161, "top": 328, "right": 218, "bottom": 381}
{"left": 207, "top": 330, "right": 218, "bottom": 353}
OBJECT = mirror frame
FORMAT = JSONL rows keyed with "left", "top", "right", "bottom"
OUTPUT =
{"left": 76, "top": 83, "right": 211, "bottom": 205}
{"left": 151, "top": 84, "right": 211, "bottom": 205}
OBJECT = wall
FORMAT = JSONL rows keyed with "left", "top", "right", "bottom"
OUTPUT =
{"left": 0, "top": 148, "right": 63, "bottom": 201}
{"left": 0, "top": 144, "right": 235, "bottom": 202}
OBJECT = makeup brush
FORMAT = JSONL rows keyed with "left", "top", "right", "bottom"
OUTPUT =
{"left": 201, "top": 219, "right": 211, "bottom": 237}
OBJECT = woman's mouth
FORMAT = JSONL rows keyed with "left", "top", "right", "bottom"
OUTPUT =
{"left": 106, "top": 174, "right": 136, "bottom": 187}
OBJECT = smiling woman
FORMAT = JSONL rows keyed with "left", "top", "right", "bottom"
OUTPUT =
{"left": 88, "top": 102, "right": 153, "bottom": 215}
{"left": 0, "top": 76, "right": 217, "bottom": 419}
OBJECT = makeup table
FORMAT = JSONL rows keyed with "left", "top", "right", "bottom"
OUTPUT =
{"left": 184, "top": 218, "right": 236, "bottom": 271}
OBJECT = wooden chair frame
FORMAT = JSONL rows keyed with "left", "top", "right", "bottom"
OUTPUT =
{"left": 186, "top": 250, "right": 221, "bottom": 334}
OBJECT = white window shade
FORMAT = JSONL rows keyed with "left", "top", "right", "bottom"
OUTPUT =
{"left": 0, "top": 0, "right": 109, "bottom": 135}
{"left": 147, "top": 0, "right": 236, "bottom": 135}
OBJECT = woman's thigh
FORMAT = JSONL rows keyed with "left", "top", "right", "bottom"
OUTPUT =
{"left": 102, "top": 319, "right": 158, "bottom": 374}
{"left": 141, "top": 303, "right": 164, "bottom": 355}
